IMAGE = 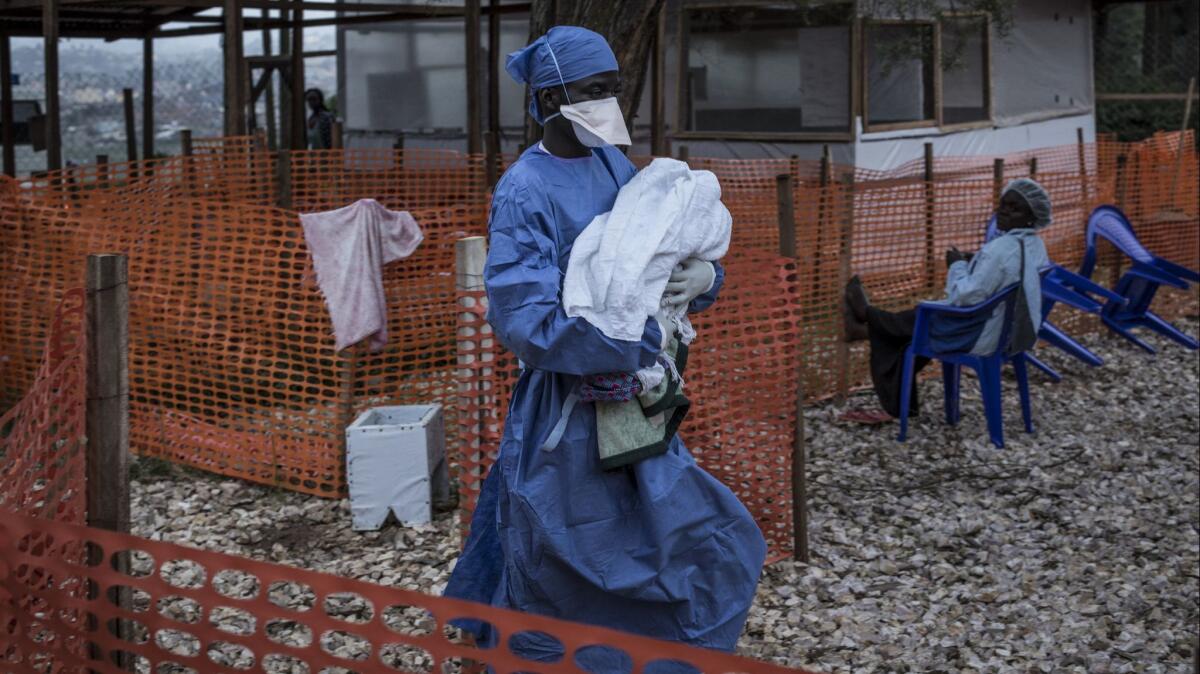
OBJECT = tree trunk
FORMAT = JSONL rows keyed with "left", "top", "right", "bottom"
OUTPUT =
{"left": 523, "top": 0, "right": 665, "bottom": 148}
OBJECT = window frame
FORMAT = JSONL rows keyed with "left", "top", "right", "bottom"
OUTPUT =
{"left": 672, "top": 1, "right": 857, "bottom": 142}
{"left": 936, "top": 11, "right": 994, "bottom": 133}
{"left": 860, "top": 18, "right": 943, "bottom": 134}
{"left": 860, "top": 13, "right": 995, "bottom": 135}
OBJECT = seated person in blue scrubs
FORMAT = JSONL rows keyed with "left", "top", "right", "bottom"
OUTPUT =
{"left": 843, "top": 178, "right": 1053, "bottom": 420}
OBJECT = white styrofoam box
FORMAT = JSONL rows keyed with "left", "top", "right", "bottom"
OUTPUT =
{"left": 345, "top": 404, "right": 448, "bottom": 530}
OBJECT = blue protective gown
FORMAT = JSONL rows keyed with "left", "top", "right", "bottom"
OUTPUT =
{"left": 444, "top": 143, "right": 767, "bottom": 664}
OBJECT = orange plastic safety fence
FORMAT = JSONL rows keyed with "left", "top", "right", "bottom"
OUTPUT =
{"left": 190, "top": 135, "right": 278, "bottom": 206}
{"left": 15, "top": 136, "right": 276, "bottom": 210}
{"left": 1, "top": 183, "right": 490, "bottom": 498}
{"left": 455, "top": 251, "right": 804, "bottom": 562}
{"left": 0, "top": 289, "right": 87, "bottom": 525}
{"left": 0, "top": 510, "right": 814, "bottom": 674}
{"left": 2, "top": 134, "right": 1196, "bottom": 504}
{"left": 288, "top": 150, "right": 488, "bottom": 213}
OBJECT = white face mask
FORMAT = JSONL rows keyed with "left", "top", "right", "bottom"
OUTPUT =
{"left": 540, "top": 42, "right": 631, "bottom": 148}
{"left": 548, "top": 97, "right": 631, "bottom": 148}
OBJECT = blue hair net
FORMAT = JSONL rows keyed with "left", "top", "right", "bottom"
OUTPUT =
{"left": 505, "top": 26, "right": 619, "bottom": 124}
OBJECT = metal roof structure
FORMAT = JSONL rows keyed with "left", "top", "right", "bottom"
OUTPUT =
{"left": 1, "top": 1, "right": 527, "bottom": 174}
{"left": 0, "top": 1, "right": 485, "bottom": 39}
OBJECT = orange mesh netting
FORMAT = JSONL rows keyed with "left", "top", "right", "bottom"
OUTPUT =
{"left": 0, "top": 289, "right": 87, "bottom": 525}
{"left": 1, "top": 176, "right": 489, "bottom": 497}
{"left": 456, "top": 250, "right": 805, "bottom": 561}
{"left": 289, "top": 149, "right": 488, "bottom": 212}
{"left": 0, "top": 510, "right": 813, "bottom": 674}
{"left": 190, "top": 134, "right": 278, "bottom": 206}
{"left": 17, "top": 136, "right": 277, "bottom": 211}
{"left": 1, "top": 133, "right": 1196, "bottom": 512}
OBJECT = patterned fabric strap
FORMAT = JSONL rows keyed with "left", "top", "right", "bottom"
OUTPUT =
{"left": 579, "top": 372, "right": 643, "bottom": 402}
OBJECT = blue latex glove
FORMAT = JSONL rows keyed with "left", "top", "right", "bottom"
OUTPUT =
{"left": 664, "top": 258, "right": 716, "bottom": 308}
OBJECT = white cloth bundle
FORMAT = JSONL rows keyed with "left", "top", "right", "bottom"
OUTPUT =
{"left": 563, "top": 157, "right": 732, "bottom": 342}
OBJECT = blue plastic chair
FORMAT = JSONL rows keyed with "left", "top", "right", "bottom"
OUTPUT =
{"left": 984, "top": 215, "right": 1126, "bottom": 381}
{"left": 898, "top": 284, "right": 1033, "bottom": 449}
{"left": 1080, "top": 206, "right": 1200, "bottom": 353}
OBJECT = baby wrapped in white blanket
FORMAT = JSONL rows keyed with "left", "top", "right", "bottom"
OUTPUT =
{"left": 562, "top": 157, "right": 732, "bottom": 387}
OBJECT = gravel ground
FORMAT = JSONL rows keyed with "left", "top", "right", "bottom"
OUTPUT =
{"left": 132, "top": 320, "right": 1200, "bottom": 673}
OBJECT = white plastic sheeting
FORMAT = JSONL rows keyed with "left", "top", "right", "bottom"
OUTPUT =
{"left": 854, "top": 112, "right": 1096, "bottom": 172}
{"left": 340, "top": 12, "right": 529, "bottom": 138}
{"left": 992, "top": 0, "right": 1094, "bottom": 126}
{"left": 337, "top": 0, "right": 1095, "bottom": 164}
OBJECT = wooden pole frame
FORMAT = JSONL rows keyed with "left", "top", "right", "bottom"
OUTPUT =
{"left": 923, "top": 142, "right": 936, "bottom": 292}
{"left": 276, "top": 148, "right": 292, "bottom": 208}
{"left": 96, "top": 153, "right": 109, "bottom": 187}
{"left": 776, "top": 172, "right": 809, "bottom": 564}
{"left": 993, "top": 158, "right": 1004, "bottom": 208}
{"left": 279, "top": 7, "right": 292, "bottom": 149}
{"left": 262, "top": 7, "right": 277, "bottom": 149}
{"left": 86, "top": 252, "right": 131, "bottom": 668}
{"left": 224, "top": 0, "right": 245, "bottom": 136}
{"left": 776, "top": 173, "right": 797, "bottom": 259}
{"left": 86, "top": 253, "right": 131, "bottom": 535}
{"left": 1167, "top": 76, "right": 1196, "bottom": 207}
{"left": 485, "top": 0, "right": 500, "bottom": 185}
{"left": 465, "top": 0, "right": 482, "bottom": 155}
{"left": 455, "top": 236, "right": 491, "bottom": 531}
{"left": 832, "top": 148, "right": 854, "bottom": 403}
{"left": 123, "top": 87, "right": 137, "bottom": 162}
{"left": 1, "top": 34, "right": 15, "bottom": 176}
{"left": 1076, "top": 126, "right": 1089, "bottom": 205}
{"left": 290, "top": 0, "right": 305, "bottom": 150}
{"left": 44, "top": 0, "right": 62, "bottom": 171}
{"left": 143, "top": 36, "right": 154, "bottom": 159}
{"left": 650, "top": 4, "right": 666, "bottom": 156}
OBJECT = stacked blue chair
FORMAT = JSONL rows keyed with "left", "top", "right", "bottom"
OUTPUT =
{"left": 1081, "top": 206, "right": 1200, "bottom": 353}
{"left": 898, "top": 284, "right": 1033, "bottom": 449}
{"left": 984, "top": 215, "right": 1126, "bottom": 381}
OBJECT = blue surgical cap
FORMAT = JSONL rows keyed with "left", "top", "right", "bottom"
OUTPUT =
{"left": 505, "top": 26, "right": 619, "bottom": 124}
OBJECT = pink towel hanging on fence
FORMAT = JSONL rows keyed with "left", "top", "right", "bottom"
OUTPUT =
{"left": 300, "top": 199, "right": 423, "bottom": 352}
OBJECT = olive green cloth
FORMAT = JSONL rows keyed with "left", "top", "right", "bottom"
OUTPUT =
{"left": 595, "top": 337, "right": 690, "bottom": 471}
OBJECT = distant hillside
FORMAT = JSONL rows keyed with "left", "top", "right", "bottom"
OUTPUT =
{"left": 9, "top": 35, "right": 336, "bottom": 170}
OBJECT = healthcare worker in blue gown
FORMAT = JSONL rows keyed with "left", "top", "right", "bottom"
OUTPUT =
{"left": 443, "top": 26, "right": 767, "bottom": 670}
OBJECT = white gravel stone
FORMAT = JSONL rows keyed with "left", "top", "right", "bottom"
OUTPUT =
{"left": 131, "top": 320, "right": 1200, "bottom": 672}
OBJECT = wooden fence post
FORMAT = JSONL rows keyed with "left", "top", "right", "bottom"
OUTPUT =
{"left": 455, "top": 237, "right": 491, "bottom": 526}
{"left": 96, "top": 154, "right": 109, "bottom": 189}
{"left": 1114, "top": 153, "right": 1127, "bottom": 210}
{"left": 122, "top": 88, "right": 137, "bottom": 163}
{"left": 1029, "top": 156, "right": 1038, "bottom": 179}
{"left": 87, "top": 253, "right": 130, "bottom": 534}
{"left": 923, "top": 142, "right": 936, "bottom": 292}
{"left": 676, "top": 144, "right": 689, "bottom": 164}
{"left": 276, "top": 149, "right": 292, "bottom": 209}
{"left": 484, "top": 130, "right": 498, "bottom": 188}
{"left": 993, "top": 158, "right": 1005, "bottom": 208}
{"left": 86, "top": 253, "right": 131, "bottom": 665}
{"left": 776, "top": 172, "right": 809, "bottom": 563}
{"left": 332, "top": 121, "right": 343, "bottom": 149}
{"left": 465, "top": 0, "right": 482, "bottom": 155}
{"left": 1076, "top": 127, "right": 1089, "bottom": 205}
{"left": 1167, "top": 76, "right": 1196, "bottom": 209}
{"left": 179, "top": 129, "right": 194, "bottom": 194}
{"left": 836, "top": 172, "right": 855, "bottom": 402}
{"left": 776, "top": 173, "right": 797, "bottom": 259}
